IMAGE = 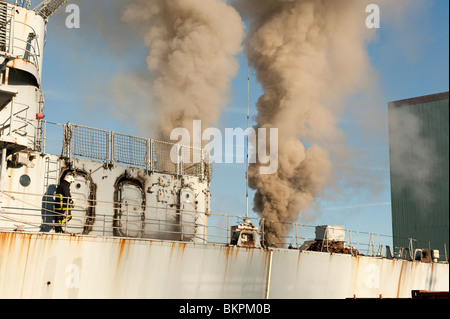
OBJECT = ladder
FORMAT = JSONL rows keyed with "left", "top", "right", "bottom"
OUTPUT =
{"left": 43, "top": 156, "right": 60, "bottom": 195}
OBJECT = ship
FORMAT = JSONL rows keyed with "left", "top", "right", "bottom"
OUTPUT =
{"left": 0, "top": 0, "right": 448, "bottom": 301}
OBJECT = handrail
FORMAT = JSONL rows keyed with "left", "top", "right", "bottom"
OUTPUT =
{"left": 15, "top": 1, "right": 31, "bottom": 9}
{"left": 1, "top": 189, "right": 441, "bottom": 262}
{"left": 0, "top": 98, "right": 41, "bottom": 150}
{"left": 53, "top": 121, "right": 212, "bottom": 182}
{"left": 0, "top": 14, "right": 41, "bottom": 73}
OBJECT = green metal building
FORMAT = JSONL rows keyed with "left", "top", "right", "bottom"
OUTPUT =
{"left": 388, "top": 92, "right": 449, "bottom": 260}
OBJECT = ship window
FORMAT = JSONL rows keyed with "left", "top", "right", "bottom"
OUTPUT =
{"left": 20, "top": 174, "right": 31, "bottom": 187}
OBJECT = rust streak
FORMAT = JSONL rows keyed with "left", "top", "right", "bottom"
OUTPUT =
{"left": 222, "top": 246, "right": 234, "bottom": 292}
{"left": 397, "top": 262, "right": 405, "bottom": 298}
{"left": 234, "top": 246, "right": 240, "bottom": 260}
{"left": 248, "top": 247, "right": 254, "bottom": 263}
{"left": 224, "top": 246, "right": 232, "bottom": 262}
{"left": 296, "top": 251, "right": 302, "bottom": 276}
{"left": 0, "top": 233, "right": 13, "bottom": 256}
{"left": 179, "top": 243, "right": 187, "bottom": 258}
{"left": 223, "top": 246, "right": 233, "bottom": 278}
{"left": 169, "top": 242, "right": 176, "bottom": 260}
{"left": 352, "top": 256, "right": 360, "bottom": 295}
{"left": 117, "top": 239, "right": 127, "bottom": 267}
{"left": 169, "top": 242, "right": 187, "bottom": 261}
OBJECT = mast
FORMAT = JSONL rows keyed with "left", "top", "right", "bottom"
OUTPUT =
{"left": 245, "top": 64, "right": 250, "bottom": 219}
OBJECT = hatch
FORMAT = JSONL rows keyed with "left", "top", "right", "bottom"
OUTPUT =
{"left": 65, "top": 173, "right": 95, "bottom": 235}
{"left": 180, "top": 189, "right": 196, "bottom": 241}
{"left": 115, "top": 181, "right": 145, "bottom": 238}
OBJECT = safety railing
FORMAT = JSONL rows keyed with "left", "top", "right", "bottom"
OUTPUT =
{"left": 0, "top": 97, "right": 41, "bottom": 151}
{"left": 14, "top": 1, "right": 31, "bottom": 9}
{"left": 0, "top": 189, "right": 209, "bottom": 242}
{"left": 1, "top": 189, "right": 447, "bottom": 262}
{"left": 60, "top": 122, "right": 212, "bottom": 182}
{"left": 0, "top": 11, "right": 42, "bottom": 72}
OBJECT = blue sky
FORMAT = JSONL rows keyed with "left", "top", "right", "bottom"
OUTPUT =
{"left": 37, "top": 0, "right": 449, "bottom": 247}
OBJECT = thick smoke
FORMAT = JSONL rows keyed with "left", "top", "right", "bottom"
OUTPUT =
{"left": 237, "top": 0, "right": 380, "bottom": 247}
{"left": 50, "top": 0, "right": 243, "bottom": 139}
{"left": 122, "top": 0, "right": 244, "bottom": 141}
{"left": 47, "top": 0, "right": 423, "bottom": 247}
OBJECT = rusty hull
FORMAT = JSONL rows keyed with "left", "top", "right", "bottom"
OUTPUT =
{"left": 0, "top": 232, "right": 448, "bottom": 299}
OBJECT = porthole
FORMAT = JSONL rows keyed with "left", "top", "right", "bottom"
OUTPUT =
{"left": 20, "top": 175, "right": 31, "bottom": 187}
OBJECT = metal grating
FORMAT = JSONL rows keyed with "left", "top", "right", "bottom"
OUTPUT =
{"left": 152, "top": 140, "right": 178, "bottom": 175}
{"left": 182, "top": 147, "right": 203, "bottom": 177}
{"left": 62, "top": 123, "right": 211, "bottom": 181}
{"left": 33, "top": 0, "right": 68, "bottom": 19}
{"left": 0, "top": 2, "right": 9, "bottom": 52}
{"left": 67, "top": 124, "right": 109, "bottom": 161}
{"left": 114, "top": 133, "right": 148, "bottom": 168}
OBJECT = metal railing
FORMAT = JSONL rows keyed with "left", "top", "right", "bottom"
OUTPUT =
{"left": 0, "top": 190, "right": 209, "bottom": 242}
{"left": 0, "top": 11, "right": 42, "bottom": 72}
{"left": 0, "top": 97, "right": 41, "bottom": 151}
{"left": 60, "top": 122, "right": 212, "bottom": 182}
{"left": 15, "top": 1, "right": 31, "bottom": 9}
{"left": 1, "top": 189, "right": 446, "bottom": 262}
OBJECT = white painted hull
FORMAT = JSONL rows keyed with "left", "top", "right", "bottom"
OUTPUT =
{"left": 1, "top": 232, "right": 447, "bottom": 299}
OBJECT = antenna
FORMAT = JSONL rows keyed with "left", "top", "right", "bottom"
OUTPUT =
{"left": 245, "top": 64, "right": 250, "bottom": 219}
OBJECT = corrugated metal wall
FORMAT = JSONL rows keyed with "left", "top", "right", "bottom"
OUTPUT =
{"left": 388, "top": 92, "right": 449, "bottom": 256}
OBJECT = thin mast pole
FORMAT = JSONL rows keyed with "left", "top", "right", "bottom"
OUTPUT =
{"left": 246, "top": 65, "right": 250, "bottom": 219}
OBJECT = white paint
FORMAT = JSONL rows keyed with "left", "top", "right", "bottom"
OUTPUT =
{"left": 0, "top": 232, "right": 447, "bottom": 299}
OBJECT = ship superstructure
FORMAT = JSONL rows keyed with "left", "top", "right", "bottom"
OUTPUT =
{"left": 0, "top": 1, "right": 448, "bottom": 300}
{"left": 0, "top": 0, "right": 212, "bottom": 242}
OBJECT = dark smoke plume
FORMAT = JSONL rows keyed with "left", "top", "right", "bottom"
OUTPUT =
{"left": 122, "top": 0, "right": 244, "bottom": 140}
{"left": 237, "top": 0, "right": 381, "bottom": 247}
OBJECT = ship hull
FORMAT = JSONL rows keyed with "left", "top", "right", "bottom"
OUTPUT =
{"left": 0, "top": 232, "right": 448, "bottom": 299}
